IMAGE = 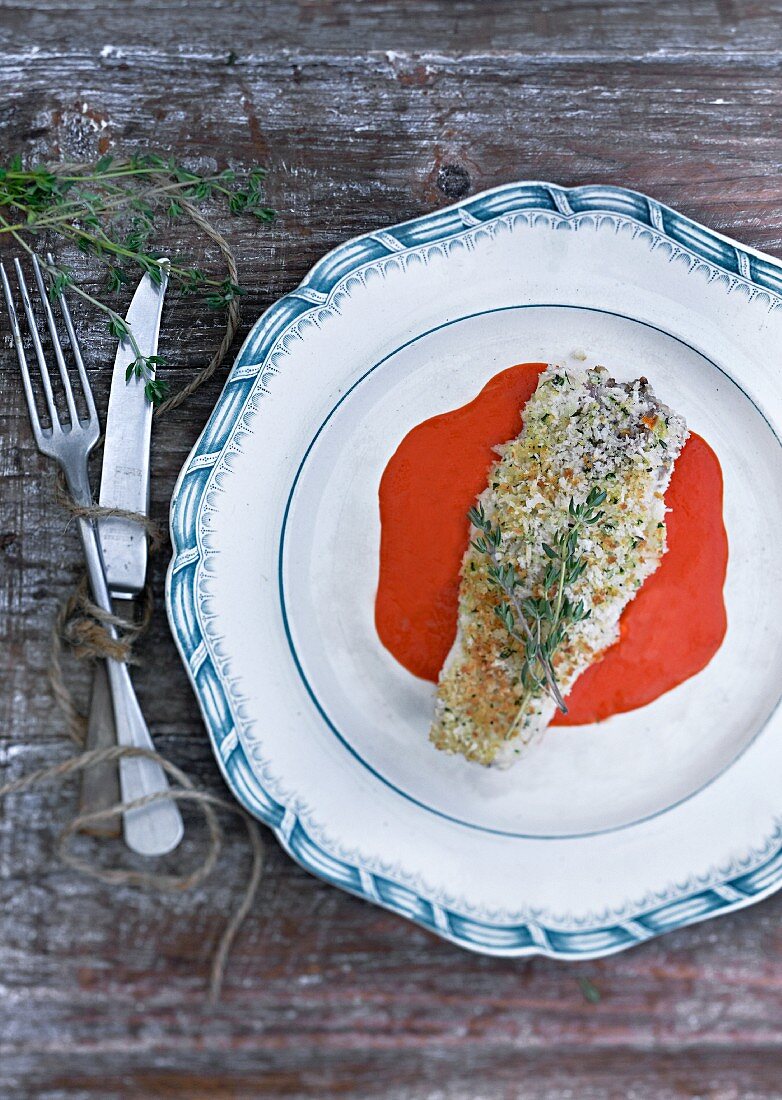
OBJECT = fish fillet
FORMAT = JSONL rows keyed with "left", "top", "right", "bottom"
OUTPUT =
{"left": 429, "top": 363, "right": 688, "bottom": 766}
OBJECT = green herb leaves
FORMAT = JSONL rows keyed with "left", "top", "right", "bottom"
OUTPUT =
{"left": 0, "top": 154, "right": 274, "bottom": 405}
{"left": 124, "top": 352, "right": 167, "bottom": 404}
{"left": 205, "top": 279, "right": 244, "bottom": 309}
{"left": 468, "top": 485, "right": 607, "bottom": 735}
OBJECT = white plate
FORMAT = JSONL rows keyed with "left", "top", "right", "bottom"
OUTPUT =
{"left": 167, "top": 183, "right": 782, "bottom": 957}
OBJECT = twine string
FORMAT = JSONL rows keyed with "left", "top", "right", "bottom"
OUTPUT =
{"left": 1, "top": 201, "right": 261, "bottom": 1002}
{"left": 154, "top": 193, "right": 242, "bottom": 418}
{"left": 0, "top": 745, "right": 264, "bottom": 1003}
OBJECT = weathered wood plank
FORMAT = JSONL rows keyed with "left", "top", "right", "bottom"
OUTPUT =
{"left": 6, "top": 0, "right": 782, "bottom": 57}
{"left": 5, "top": 49, "right": 782, "bottom": 248}
{"left": 4, "top": 3, "right": 782, "bottom": 1095}
{"left": 4, "top": 1050, "right": 782, "bottom": 1100}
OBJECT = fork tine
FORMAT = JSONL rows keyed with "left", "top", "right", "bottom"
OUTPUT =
{"left": 47, "top": 253, "right": 97, "bottom": 424}
{"left": 13, "top": 258, "right": 60, "bottom": 430}
{"left": 31, "top": 255, "right": 80, "bottom": 426}
{"left": 1, "top": 261, "right": 46, "bottom": 445}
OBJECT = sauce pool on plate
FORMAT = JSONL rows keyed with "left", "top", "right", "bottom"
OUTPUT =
{"left": 375, "top": 362, "right": 728, "bottom": 724}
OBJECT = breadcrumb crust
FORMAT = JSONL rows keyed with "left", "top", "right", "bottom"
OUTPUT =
{"left": 429, "top": 364, "right": 688, "bottom": 767}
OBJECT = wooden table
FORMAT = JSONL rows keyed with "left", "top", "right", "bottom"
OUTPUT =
{"left": 3, "top": 3, "right": 782, "bottom": 1095}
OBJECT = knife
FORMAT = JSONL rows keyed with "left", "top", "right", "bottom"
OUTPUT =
{"left": 99, "top": 263, "right": 167, "bottom": 595}
{"left": 80, "top": 261, "right": 184, "bottom": 854}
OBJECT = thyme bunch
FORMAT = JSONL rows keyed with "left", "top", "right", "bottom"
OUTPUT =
{"left": 0, "top": 153, "right": 274, "bottom": 404}
{"left": 468, "top": 485, "right": 607, "bottom": 735}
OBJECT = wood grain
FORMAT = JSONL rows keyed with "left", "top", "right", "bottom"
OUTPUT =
{"left": 2, "top": 2, "right": 782, "bottom": 1096}
{"left": 7, "top": 0, "right": 782, "bottom": 56}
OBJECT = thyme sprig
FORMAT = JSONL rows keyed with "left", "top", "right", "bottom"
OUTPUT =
{"left": 468, "top": 485, "right": 607, "bottom": 736}
{"left": 0, "top": 153, "right": 274, "bottom": 404}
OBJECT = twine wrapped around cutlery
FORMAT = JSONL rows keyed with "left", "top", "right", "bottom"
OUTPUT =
{"left": 0, "top": 199, "right": 265, "bottom": 1004}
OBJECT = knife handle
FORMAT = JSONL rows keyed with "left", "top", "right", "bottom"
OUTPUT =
{"left": 75, "top": 513, "right": 184, "bottom": 856}
{"left": 79, "top": 659, "right": 122, "bottom": 838}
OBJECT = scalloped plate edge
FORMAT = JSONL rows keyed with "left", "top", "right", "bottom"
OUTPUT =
{"left": 166, "top": 180, "right": 782, "bottom": 957}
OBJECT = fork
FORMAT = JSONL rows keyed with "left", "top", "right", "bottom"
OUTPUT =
{"left": 2, "top": 255, "right": 184, "bottom": 856}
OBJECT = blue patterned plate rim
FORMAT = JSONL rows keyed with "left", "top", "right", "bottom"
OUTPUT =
{"left": 166, "top": 180, "right": 782, "bottom": 958}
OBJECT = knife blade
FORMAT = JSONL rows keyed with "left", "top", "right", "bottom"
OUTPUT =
{"left": 80, "top": 262, "right": 169, "bottom": 840}
{"left": 98, "top": 261, "right": 168, "bottom": 597}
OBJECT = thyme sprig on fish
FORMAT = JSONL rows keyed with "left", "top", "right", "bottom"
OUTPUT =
{"left": 468, "top": 486, "right": 607, "bottom": 730}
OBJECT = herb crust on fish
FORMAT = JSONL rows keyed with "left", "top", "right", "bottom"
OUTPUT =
{"left": 429, "top": 364, "right": 688, "bottom": 766}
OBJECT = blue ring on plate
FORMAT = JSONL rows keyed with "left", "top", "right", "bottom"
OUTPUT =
{"left": 277, "top": 302, "right": 782, "bottom": 840}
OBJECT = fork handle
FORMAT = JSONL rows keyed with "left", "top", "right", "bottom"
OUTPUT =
{"left": 75, "top": 514, "right": 184, "bottom": 856}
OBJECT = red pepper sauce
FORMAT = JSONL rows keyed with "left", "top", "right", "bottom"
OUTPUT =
{"left": 375, "top": 362, "right": 728, "bottom": 724}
